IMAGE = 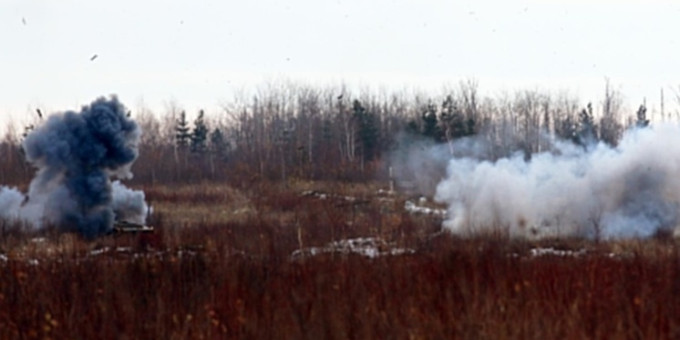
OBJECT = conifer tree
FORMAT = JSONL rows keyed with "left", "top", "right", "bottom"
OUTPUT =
{"left": 352, "top": 100, "right": 379, "bottom": 162}
{"left": 191, "top": 110, "right": 209, "bottom": 153}
{"left": 421, "top": 103, "right": 441, "bottom": 141}
{"left": 576, "top": 103, "right": 597, "bottom": 147}
{"left": 175, "top": 111, "right": 191, "bottom": 149}
{"left": 209, "top": 127, "right": 229, "bottom": 160}
{"left": 635, "top": 104, "right": 649, "bottom": 128}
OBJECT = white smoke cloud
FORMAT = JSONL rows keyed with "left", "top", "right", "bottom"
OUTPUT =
{"left": 0, "top": 187, "right": 24, "bottom": 222}
{"left": 434, "top": 124, "right": 680, "bottom": 239}
{"left": 111, "top": 180, "right": 148, "bottom": 225}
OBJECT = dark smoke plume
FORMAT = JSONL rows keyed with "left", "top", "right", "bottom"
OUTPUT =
{"left": 0, "top": 96, "right": 147, "bottom": 237}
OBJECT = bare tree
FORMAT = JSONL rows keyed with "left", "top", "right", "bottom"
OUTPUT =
{"left": 599, "top": 79, "right": 623, "bottom": 146}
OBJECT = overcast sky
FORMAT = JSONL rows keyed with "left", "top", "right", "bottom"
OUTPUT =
{"left": 1, "top": 0, "right": 680, "bottom": 130}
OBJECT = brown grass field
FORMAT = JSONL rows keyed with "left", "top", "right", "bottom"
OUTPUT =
{"left": 1, "top": 180, "right": 680, "bottom": 339}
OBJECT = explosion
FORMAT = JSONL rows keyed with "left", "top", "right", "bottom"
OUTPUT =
{"left": 434, "top": 125, "right": 680, "bottom": 239}
{"left": 0, "top": 96, "right": 147, "bottom": 238}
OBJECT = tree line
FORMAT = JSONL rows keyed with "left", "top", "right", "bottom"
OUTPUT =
{"left": 0, "top": 81, "right": 658, "bottom": 187}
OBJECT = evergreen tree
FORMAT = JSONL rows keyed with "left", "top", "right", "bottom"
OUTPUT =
{"left": 191, "top": 110, "right": 209, "bottom": 153}
{"left": 439, "top": 95, "right": 470, "bottom": 141}
{"left": 439, "top": 95, "right": 455, "bottom": 141}
{"left": 635, "top": 104, "right": 649, "bottom": 128}
{"left": 321, "top": 118, "right": 333, "bottom": 144}
{"left": 465, "top": 116, "right": 476, "bottom": 137}
{"left": 556, "top": 115, "right": 579, "bottom": 145}
{"left": 175, "top": 111, "right": 191, "bottom": 149}
{"left": 352, "top": 100, "right": 379, "bottom": 162}
{"left": 405, "top": 120, "right": 419, "bottom": 136}
{"left": 209, "top": 127, "right": 229, "bottom": 161}
{"left": 576, "top": 103, "right": 597, "bottom": 147}
{"left": 421, "top": 103, "right": 442, "bottom": 141}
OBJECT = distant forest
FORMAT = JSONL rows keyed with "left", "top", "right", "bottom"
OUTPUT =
{"left": 0, "top": 80, "right": 666, "bottom": 188}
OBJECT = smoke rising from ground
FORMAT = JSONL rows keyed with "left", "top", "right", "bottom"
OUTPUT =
{"left": 431, "top": 125, "right": 680, "bottom": 239}
{"left": 0, "top": 96, "right": 147, "bottom": 237}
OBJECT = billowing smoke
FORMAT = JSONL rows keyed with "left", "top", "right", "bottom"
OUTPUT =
{"left": 0, "top": 96, "right": 147, "bottom": 237}
{"left": 433, "top": 125, "right": 680, "bottom": 239}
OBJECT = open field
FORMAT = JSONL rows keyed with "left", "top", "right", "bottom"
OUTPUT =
{"left": 1, "top": 180, "right": 680, "bottom": 339}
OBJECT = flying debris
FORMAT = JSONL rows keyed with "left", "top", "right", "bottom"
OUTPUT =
{"left": 90, "top": 54, "right": 98, "bottom": 61}
{"left": 36, "top": 109, "right": 42, "bottom": 120}
{"left": 22, "top": 125, "right": 34, "bottom": 138}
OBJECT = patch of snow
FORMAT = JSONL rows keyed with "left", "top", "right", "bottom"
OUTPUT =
{"left": 291, "top": 237, "right": 415, "bottom": 260}
{"left": 529, "top": 247, "right": 587, "bottom": 257}
{"left": 674, "top": 227, "right": 680, "bottom": 238}
{"left": 300, "top": 190, "right": 362, "bottom": 203}
{"left": 89, "top": 247, "right": 110, "bottom": 256}
{"left": 177, "top": 250, "right": 199, "bottom": 258}
{"left": 376, "top": 189, "right": 396, "bottom": 196}
{"left": 404, "top": 200, "right": 446, "bottom": 216}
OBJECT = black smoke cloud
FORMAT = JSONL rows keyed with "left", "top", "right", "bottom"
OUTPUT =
{"left": 0, "top": 96, "right": 147, "bottom": 237}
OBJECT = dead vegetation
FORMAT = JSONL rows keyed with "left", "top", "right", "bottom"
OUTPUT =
{"left": 1, "top": 180, "right": 680, "bottom": 339}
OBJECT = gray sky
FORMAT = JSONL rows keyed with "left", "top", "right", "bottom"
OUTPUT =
{"left": 2, "top": 0, "right": 680, "bottom": 130}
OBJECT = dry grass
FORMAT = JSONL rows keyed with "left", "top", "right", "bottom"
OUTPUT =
{"left": 1, "top": 181, "right": 680, "bottom": 339}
